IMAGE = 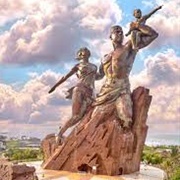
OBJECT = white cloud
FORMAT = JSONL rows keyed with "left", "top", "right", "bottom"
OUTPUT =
{"left": 142, "top": 1, "right": 154, "bottom": 8}
{"left": 0, "top": 70, "right": 74, "bottom": 128}
{"left": 130, "top": 49, "right": 180, "bottom": 134}
{"left": 0, "top": 0, "right": 36, "bottom": 25}
{"left": 0, "top": 84, "right": 33, "bottom": 122}
{"left": 144, "top": 0, "right": 180, "bottom": 48}
{"left": 0, "top": 0, "right": 122, "bottom": 65}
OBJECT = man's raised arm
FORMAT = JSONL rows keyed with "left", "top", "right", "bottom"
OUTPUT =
{"left": 138, "top": 28, "right": 159, "bottom": 49}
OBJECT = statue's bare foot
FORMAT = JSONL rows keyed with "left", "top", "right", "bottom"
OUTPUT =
{"left": 56, "top": 126, "right": 64, "bottom": 145}
{"left": 56, "top": 134, "right": 63, "bottom": 145}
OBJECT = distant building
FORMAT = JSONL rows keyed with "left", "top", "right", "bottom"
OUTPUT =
{"left": 0, "top": 140, "right": 6, "bottom": 151}
{"left": 156, "top": 149, "right": 172, "bottom": 153}
{"left": 0, "top": 135, "right": 41, "bottom": 150}
{"left": 19, "top": 137, "right": 41, "bottom": 149}
{"left": 21, "top": 136, "right": 28, "bottom": 140}
{"left": 0, "top": 135, "right": 7, "bottom": 151}
{"left": 0, "top": 135, "right": 7, "bottom": 141}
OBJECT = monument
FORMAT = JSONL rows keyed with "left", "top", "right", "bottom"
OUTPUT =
{"left": 42, "top": 7, "right": 161, "bottom": 175}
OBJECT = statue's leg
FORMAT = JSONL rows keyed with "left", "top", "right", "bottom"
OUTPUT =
{"left": 131, "top": 31, "right": 137, "bottom": 50}
{"left": 115, "top": 93, "right": 133, "bottom": 128}
{"left": 58, "top": 87, "right": 87, "bottom": 137}
{"left": 135, "top": 31, "right": 142, "bottom": 50}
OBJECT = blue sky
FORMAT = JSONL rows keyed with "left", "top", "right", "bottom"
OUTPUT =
{"left": 0, "top": 0, "right": 179, "bottom": 143}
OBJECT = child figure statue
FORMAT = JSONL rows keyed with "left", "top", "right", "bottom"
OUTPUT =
{"left": 125, "top": 5, "right": 162, "bottom": 51}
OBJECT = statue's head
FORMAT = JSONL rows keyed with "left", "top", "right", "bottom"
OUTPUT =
{"left": 110, "top": 25, "right": 123, "bottom": 44}
{"left": 76, "top": 47, "right": 91, "bottom": 61}
{"left": 133, "top": 9, "right": 142, "bottom": 18}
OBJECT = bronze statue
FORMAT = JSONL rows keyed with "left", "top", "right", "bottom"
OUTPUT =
{"left": 42, "top": 7, "right": 161, "bottom": 175}
{"left": 93, "top": 24, "right": 159, "bottom": 128}
{"left": 49, "top": 47, "right": 97, "bottom": 143}
{"left": 125, "top": 5, "right": 162, "bottom": 51}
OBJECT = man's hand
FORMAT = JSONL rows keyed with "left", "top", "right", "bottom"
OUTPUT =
{"left": 48, "top": 86, "right": 56, "bottom": 93}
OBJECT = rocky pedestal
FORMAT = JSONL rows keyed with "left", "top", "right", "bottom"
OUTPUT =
{"left": 42, "top": 86, "right": 152, "bottom": 176}
{"left": 0, "top": 159, "right": 37, "bottom": 180}
{"left": 41, "top": 133, "right": 57, "bottom": 161}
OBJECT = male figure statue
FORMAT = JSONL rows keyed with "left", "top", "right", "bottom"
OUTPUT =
{"left": 49, "top": 47, "right": 97, "bottom": 142}
{"left": 94, "top": 25, "right": 158, "bottom": 128}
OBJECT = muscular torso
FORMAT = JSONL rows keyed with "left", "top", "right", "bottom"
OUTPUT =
{"left": 102, "top": 44, "right": 136, "bottom": 79}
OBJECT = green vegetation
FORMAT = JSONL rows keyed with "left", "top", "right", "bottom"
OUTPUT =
{"left": 4, "top": 148, "right": 43, "bottom": 162}
{"left": 2, "top": 139, "right": 43, "bottom": 162}
{"left": 142, "top": 145, "right": 180, "bottom": 180}
{"left": 6, "top": 140, "right": 20, "bottom": 149}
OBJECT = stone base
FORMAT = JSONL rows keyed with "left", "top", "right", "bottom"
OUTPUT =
{"left": 0, "top": 159, "right": 37, "bottom": 180}
{"left": 42, "top": 87, "right": 152, "bottom": 176}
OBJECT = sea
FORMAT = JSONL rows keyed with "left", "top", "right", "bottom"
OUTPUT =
{"left": 1, "top": 132, "right": 180, "bottom": 147}
{"left": 146, "top": 133, "right": 180, "bottom": 146}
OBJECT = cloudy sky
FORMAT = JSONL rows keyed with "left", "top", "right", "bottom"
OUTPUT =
{"left": 0, "top": 0, "right": 179, "bottom": 141}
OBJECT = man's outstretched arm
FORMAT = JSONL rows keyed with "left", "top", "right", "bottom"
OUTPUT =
{"left": 49, "top": 65, "right": 78, "bottom": 93}
{"left": 138, "top": 27, "right": 158, "bottom": 49}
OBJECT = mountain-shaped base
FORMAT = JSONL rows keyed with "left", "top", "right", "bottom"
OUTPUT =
{"left": 42, "top": 86, "right": 152, "bottom": 176}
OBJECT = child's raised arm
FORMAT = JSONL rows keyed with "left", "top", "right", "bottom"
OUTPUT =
{"left": 144, "top": 5, "right": 163, "bottom": 20}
